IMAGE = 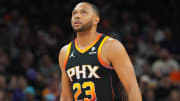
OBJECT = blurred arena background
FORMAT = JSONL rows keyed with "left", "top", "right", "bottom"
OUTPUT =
{"left": 0, "top": 0, "right": 180, "bottom": 101}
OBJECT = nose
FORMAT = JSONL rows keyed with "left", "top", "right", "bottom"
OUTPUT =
{"left": 73, "top": 13, "right": 81, "bottom": 19}
{"left": 75, "top": 15, "right": 80, "bottom": 19}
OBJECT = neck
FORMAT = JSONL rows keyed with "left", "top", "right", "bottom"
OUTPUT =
{"left": 76, "top": 27, "right": 98, "bottom": 49}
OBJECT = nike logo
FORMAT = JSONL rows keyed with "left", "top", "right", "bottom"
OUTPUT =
{"left": 89, "top": 47, "right": 97, "bottom": 55}
{"left": 89, "top": 51, "right": 97, "bottom": 55}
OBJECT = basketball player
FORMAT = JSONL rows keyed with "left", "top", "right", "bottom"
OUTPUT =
{"left": 59, "top": 2, "right": 142, "bottom": 101}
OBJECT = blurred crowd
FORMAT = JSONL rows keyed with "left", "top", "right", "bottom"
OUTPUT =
{"left": 0, "top": 0, "right": 180, "bottom": 101}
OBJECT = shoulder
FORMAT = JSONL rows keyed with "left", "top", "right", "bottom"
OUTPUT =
{"left": 59, "top": 44, "right": 70, "bottom": 56}
{"left": 100, "top": 36, "right": 128, "bottom": 63}
{"left": 103, "top": 36, "right": 126, "bottom": 52}
{"left": 59, "top": 44, "right": 69, "bottom": 58}
{"left": 58, "top": 43, "right": 72, "bottom": 67}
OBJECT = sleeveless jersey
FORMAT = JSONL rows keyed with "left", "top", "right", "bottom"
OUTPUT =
{"left": 64, "top": 34, "right": 123, "bottom": 101}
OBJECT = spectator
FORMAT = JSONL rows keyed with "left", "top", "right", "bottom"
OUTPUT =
{"left": 42, "top": 78, "right": 59, "bottom": 99}
{"left": 8, "top": 76, "right": 18, "bottom": 90}
{"left": 0, "top": 0, "right": 179, "bottom": 101}
{"left": 14, "top": 50, "right": 35, "bottom": 77}
{"left": 44, "top": 94, "right": 56, "bottom": 101}
{"left": 155, "top": 75, "right": 173, "bottom": 101}
{"left": 0, "top": 49, "right": 10, "bottom": 75}
{"left": 12, "top": 76, "right": 28, "bottom": 101}
{"left": 129, "top": 54, "right": 146, "bottom": 76}
{"left": 7, "top": 9, "right": 21, "bottom": 39}
{"left": 0, "top": 75, "right": 6, "bottom": 90}
{"left": 39, "top": 54, "right": 59, "bottom": 79}
{"left": 167, "top": 89, "right": 180, "bottom": 101}
{"left": 144, "top": 88, "right": 155, "bottom": 101}
{"left": 152, "top": 48, "right": 179, "bottom": 76}
{"left": 24, "top": 86, "right": 37, "bottom": 101}
{"left": 0, "top": 90, "right": 5, "bottom": 101}
{"left": 4, "top": 89, "right": 13, "bottom": 101}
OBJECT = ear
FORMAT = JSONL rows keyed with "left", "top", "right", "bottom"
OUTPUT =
{"left": 93, "top": 16, "right": 100, "bottom": 25}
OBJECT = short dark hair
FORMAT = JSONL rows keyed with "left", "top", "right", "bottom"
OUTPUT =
{"left": 78, "top": 2, "right": 100, "bottom": 16}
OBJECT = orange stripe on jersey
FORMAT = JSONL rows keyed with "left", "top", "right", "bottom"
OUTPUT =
{"left": 110, "top": 76, "right": 115, "bottom": 101}
{"left": 75, "top": 34, "right": 102, "bottom": 53}
{"left": 64, "top": 42, "right": 72, "bottom": 69}
{"left": 118, "top": 87, "right": 124, "bottom": 101}
{"left": 97, "top": 36, "right": 113, "bottom": 69}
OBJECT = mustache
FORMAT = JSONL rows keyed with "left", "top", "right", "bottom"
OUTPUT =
{"left": 74, "top": 20, "right": 82, "bottom": 24}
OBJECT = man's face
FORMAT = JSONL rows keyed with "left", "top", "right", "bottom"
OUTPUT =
{"left": 71, "top": 3, "right": 98, "bottom": 32}
{"left": 160, "top": 48, "right": 169, "bottom": 61}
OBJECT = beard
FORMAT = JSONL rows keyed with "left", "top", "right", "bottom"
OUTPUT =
{"left": 72, "top": 20, "right": 93, "bottom": 32}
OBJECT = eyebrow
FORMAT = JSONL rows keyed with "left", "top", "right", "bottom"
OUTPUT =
{"left": 73, "top": 8, "right": 89, "bottom": 12}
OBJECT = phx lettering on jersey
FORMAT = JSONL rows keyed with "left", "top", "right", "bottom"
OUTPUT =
{"left": 67, "top": 65, "right": 100, "bottom": 82}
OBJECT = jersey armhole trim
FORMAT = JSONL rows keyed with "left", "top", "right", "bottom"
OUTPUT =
{"left": 64, "top": 42, "right": 72, "bottom": 70}
{"left": 97, "top": 36, "right": 113, "bottom": 70}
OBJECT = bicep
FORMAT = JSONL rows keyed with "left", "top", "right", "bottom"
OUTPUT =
{"left": 108, "top": 41, "right": 139, "bottom": 92}
{"left": 59, "top": 48, "right": 73, "bottom": 101}
{"left": 60, "top": 69, "right": 73, "bottom": 100}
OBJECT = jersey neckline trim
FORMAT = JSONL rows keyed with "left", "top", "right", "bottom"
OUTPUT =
{"left": 75, "top": 34, "right": 102, "bottom": 54}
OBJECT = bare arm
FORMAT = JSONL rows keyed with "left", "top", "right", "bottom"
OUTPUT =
{"left": 59, "top": 45, "right": 73, "bottom": 101}
{"left": 103, "top": 39, "right": 142, "bottom": 101}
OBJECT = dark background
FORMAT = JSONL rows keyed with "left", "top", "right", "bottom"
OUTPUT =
{"left": 0, "top": 0, "right": 179, "bottom": 101}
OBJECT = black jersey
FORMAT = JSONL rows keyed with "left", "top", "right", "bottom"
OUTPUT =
{"left": 64, "top": 34, "right": 123, "bottom": 101}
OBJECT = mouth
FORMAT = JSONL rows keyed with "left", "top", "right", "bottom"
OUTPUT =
{"left": 73, "top": 21, "right": 82, "bottom": 27}
{"left": 74, "top": 21, "right": 81, "bottom": 24}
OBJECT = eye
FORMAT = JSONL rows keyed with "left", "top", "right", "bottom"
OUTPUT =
{"left": 72, "top": 11, "right": 77, "bottom": 16}
{"left": 81, "top": 10, "right": 87, "bottom": 14}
